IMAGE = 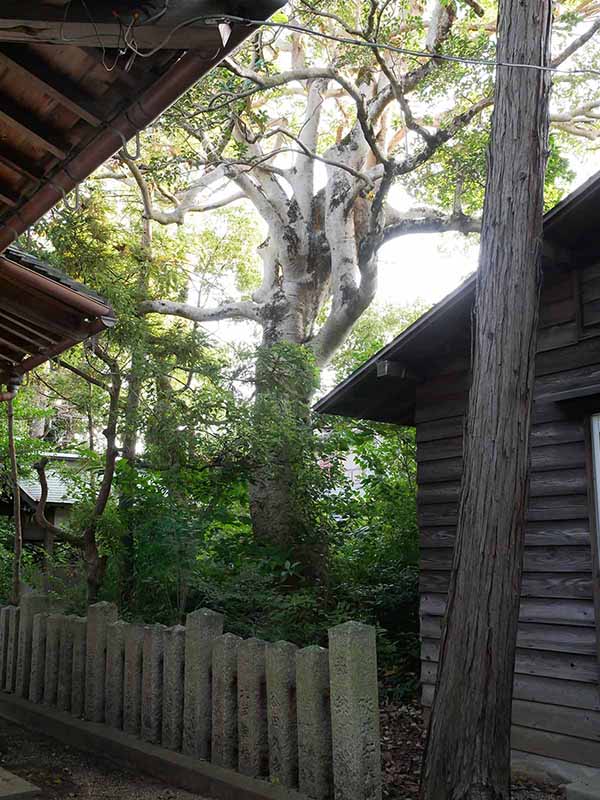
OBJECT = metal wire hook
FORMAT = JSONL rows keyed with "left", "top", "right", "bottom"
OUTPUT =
{"left": 114, "top": 129, "right": 141, "bottom": 161}
{"left": 50, "top": 181, "right": 81, "bottom": 213}
{"left": 1, "top": 223, "right": 20, "bottom": 245}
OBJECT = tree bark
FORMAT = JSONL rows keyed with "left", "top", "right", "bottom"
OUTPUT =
{"left": 421, "top": 4, "right": 553, "bottom": 800}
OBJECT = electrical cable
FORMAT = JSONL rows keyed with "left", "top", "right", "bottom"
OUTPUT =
{"left": 121, "top": 12, "right": 600, "bottom": 79}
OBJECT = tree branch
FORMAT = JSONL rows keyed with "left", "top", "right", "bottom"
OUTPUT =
{"left": 383, "top": 207, "right": 481, "bottom": 242}
{"left": 33, "top": 459, "right": 83, "bottom": 548}
{"left": 139, "top": 299, "right": 262, "bottom": 324}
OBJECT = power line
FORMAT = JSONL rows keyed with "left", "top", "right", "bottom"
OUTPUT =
{"left": 121, "top": 12, "right": 600, "bottom": 78}
{"left": 52, "top": 5, "right": 600, "bottom": 79}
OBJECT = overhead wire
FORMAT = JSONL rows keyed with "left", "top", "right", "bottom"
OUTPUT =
{"left": 120, "top": 12, "right": 600, "bottom": 78}
{"left": 50, "top": 3, "right": 600, "bottom": 79}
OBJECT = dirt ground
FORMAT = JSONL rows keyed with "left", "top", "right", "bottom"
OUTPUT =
{"left": 0, "top": 703, "right": 567, "bottom": 800}
{"left": 381, "top": 701, "right": 566, "bottom": 800}
{"left": 0, "top": 716, "right": 206, "bottom": 799}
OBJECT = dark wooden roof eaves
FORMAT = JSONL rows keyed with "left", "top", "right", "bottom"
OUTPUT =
{"left": 5, "top": 245, "right": 109, "bottom": 306}
{"left": 315, "top": 172, "right": 600, "bottom": 424}
{"left": 0, "top": 1, "right": 285, "bottom": 251}
{"left": 0, "top": 249, "right": 115, "bottom": 384}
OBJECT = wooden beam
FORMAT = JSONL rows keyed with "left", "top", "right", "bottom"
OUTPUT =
{"left": 0, "top": 95, "right": 68, "bottom": 159}
{"left": 0, "top": 184, "right": 19, "bottom": 208}
{"left": 0, "top": 46, "right": 102, "bottom": 127}
{"left": 0, "top": 334, "right": 27, "bottom": 356}
{"left": 376, "top": 360, "right": 418, "bottom": 380}
{"left": 0, "top": 144, "right": 45, "bottom": 182}
{"left": 0, "top": 6, "right": 223, "bottom": 50}
{"left": 0, "top": 308, "right": 57, "bottom": 344}
{"left": 0, "top": 318, "right": 46, "bottom": 350}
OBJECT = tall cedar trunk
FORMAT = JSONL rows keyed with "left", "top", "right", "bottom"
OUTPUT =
{"left": 7, "top": 399, "right": 22, "bottom": 605}
{"left": 421, "top": 4, "right": 552, "bottom": 800}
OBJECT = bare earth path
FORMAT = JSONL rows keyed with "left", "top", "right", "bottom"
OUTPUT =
{"left": 381, "top": 701, "right": 566, "bottom": 800}
{"left": 0, "top": 716, "right": 208, "bottom": 799}
{"left": 0, "top": 701, "right": 566, "bottom": 800}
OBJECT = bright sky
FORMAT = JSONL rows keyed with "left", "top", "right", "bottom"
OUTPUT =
{"left": 375, "top": 151, "right": 600, "bottom": 311}
{"left": 208, "top": 149, "right": 600, "bottom": 359}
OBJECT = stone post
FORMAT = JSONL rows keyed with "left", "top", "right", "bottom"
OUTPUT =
{"left": 182, "top": 608, "right": 223, "bottom": 759}
{"left": 43, "top": 613, "right": 63, "bottom": 706}
{"left": 162, "top": 625, "right": 185, "bottom": 750}
{"left": 70, "top": 617, "right": 87, "bottom": 718}
{"left": 237, "top": 637, "right": 268, "bottom": 778}
{"left": 266, "top": 641, "right": 298, "bottom": 788}
{"left": 85, "top": 602, "right": 117, "bottom": 723}
{"left": 328, "top": 622, "right": 381, "bottom": 800}
{"left": 297, "top": 645, "right": 333, "bottom": 800}
{"left": 16, "top": 592, "right": 49, "bottom": 698}
{"left": 4, "top": 606, "right": 20, "bottom": 692}
{"left": 57, "top": 616, "right": 75, "bottom": 712}
{"left": 0, "top": 606, "right": 12, "bottom": 689}
{"left": 105, "top": 620, "right": 126, "bottom": 730}
{"left": 123, "top": 624, "right": 144, "bottom": 736}
{"left": 141, "top": 624, "right": 166, "bottom": 745}
{"left": 212, "top": 633, "right": 241, "bottom": 769}
{"left": 29, "top": 612, "right": 49, "bottom": 704}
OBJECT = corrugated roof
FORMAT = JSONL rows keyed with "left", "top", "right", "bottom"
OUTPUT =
{"left": 18, "top": 469, "right": 76, "bottom": 507}
{"left": 5, "top": 246, "right": 109, "bottom": 305}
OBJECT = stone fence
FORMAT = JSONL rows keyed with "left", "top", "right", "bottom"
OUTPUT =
{"left": 0, "top": 594, "right": 382, "bottom": 800}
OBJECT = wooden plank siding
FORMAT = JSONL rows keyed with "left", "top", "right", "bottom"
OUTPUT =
{"left": 416, "top": 264, "right": 600, "bottom": 772}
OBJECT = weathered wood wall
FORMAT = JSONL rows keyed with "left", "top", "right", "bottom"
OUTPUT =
{"left": 417, "top": 264, "right": 600, "bottom": 775}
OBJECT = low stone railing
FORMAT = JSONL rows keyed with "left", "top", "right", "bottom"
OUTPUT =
{"left": 0, "top": 594, "right": 382, "bottom": 800}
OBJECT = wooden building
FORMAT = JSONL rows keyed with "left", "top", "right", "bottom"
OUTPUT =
{"left": 0, "top": 0, "right": 283, "bottom": 385}
{"left": 316, "top": 173, "right": 600, "bottom": 784}
{"left": 0, "top": 454, "right": 79, "bottom": 544}
{"left": 0, "top": 0, "right": 283, "bottom": 252}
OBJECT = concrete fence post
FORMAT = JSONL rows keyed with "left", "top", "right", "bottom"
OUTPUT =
{"left": 141, "top": 624, "right": 166, "bottom": 745}
{"left": 123, "top": 624, "right": 144, "bottom": 736}
{"left": 266, "top": 641, "right": 298, "bottom": 788}
{"left": 29, "top": 611, "right": 49, "bottom": 704}
{"left": 237, "top": 637, "right": 268, "bottom": 779}
{"left": 70, "top": 617, "right": 87, "bottom": 718}
{"left": 4, "top": 606, "right": 20, "bottom": 693}
{"left": 57, "top": 616, "right": 75, "bottom": 712}
{"left": 328, "top": 622, "right": 381, "bottom": 800}
{"left": 16, "top": 592, "right": 49, "bottom": 698}
{"left": 162, "top": 625, "right": 185, "bottom": 751}
{"left": 182, "top": 608, "right": 224, "bottom": 759}
{"left": 0, "top": 607, "right": 11, "bottom": 690}
{"left": 85, "top": 602, "right": 118, "bottom": 723}
{"left": 105, "top": 620, "right": 127, "bottom": 730}
{"left": 212, "top": 633, "right": 241, "bottom": 769}
{"left": 297, "top": 645, "right": 333, "bottom": 800}
{"left": 43, "top": 613, "right": 63, "bottom": 706}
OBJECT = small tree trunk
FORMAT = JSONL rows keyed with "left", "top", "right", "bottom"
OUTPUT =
{"left": 421, "top": 4, "right": 552, "bottom": 800}
{"left": 120, "top": 213, "right": 152, "bottom": 606}
{"left": 7, "top": 399, "right": 22, "bottom": 605}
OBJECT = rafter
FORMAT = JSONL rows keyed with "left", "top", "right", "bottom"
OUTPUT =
{"left": 0, "top": 3, "right": 224, "bottom": 50}
{"left": 0, "top": 184, "right": 19, "bottom": 208}
{"left": 0, "top": 144, "right": 45, "bottom": 182}
{"left": 0, "top": 95, "right": 68, "bottom": 160}
{"left": 0, "top": 46, "right": 102, "bottom": 127}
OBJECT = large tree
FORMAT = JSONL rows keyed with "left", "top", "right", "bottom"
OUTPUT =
{"left": 421, "top": 1, "right": 553, "bottom": 799}
{"left": 101, "top": 0, "right": 599, "bottom": 566}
